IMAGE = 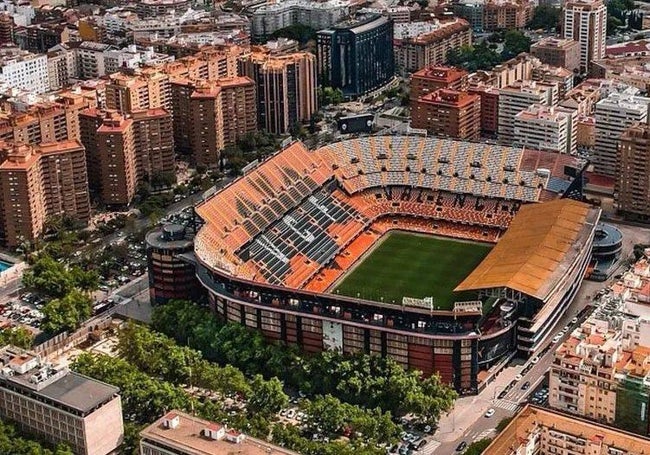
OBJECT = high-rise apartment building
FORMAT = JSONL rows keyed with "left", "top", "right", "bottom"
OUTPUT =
{"left": 392, "top": 19, "right": 472, "bottom": 74}
{"left": 411, "top": 89, "right": 481, "bottom": 140}
{"left": 468, "top": 84, "right": 500, "bottom": 135}
{"left": 563, "top": 0, "right": 607, "bottom": 73}
{"left": 81, "top": 108, "right": 175, "bottom": 203}
{"left": 96, "top": 112, "right": 137, "bottom": 206}
{"left": 453, "top": 0, "right": 533, "bottom": 32}
{"left": 593, "top": 91, "right": 650, "bottom": 177}
{"left": 617, "top": 121, "right": 650, "bottom": 221}
{"left": 249, "top": 0, "right": 349, "bottom": 41}
{"left": 514, "top": 105, "right": 577, "bottom": 154}
{"left": 0, "top": 93, "right": 93, "bottom": 146}
{"left": 189, "top": 83, "right": 224, "bottom": 168}
{"left": 0, "top": 141, "right": 90, "bottom": 247}
{"left": 498, "top": 80, "right": 559, "bottom": 145}
{"left": 530, "top": 37, "right": 581, "bottom": 73}
{"left": 410, "top": 66, "right": 468, "bottom": 102}
{"left": 240, "top": 51, "right": 317, "bottom": 135}
{"left": 0, "top": 46, "right": 48, "bottom": 93}
{"left": 0, "top": 13, "right": 15, "bottom": 45}
{"left": 317, "top": 15, "right": 394, "bottom": 98}
{"left": 218, "top": 76, "right": 257, "bottom": 146}
{"left": 105, "top": 69, "right": 172, "bottom": 114}
{"left": 0, "top": 346, "right": 123, "bottom": 455}
{"left": 131, "top": 108, "right": 175, "bottom": 183}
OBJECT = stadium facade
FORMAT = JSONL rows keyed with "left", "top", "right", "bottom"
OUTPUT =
{"left": 171, "top": 136, "right": 598, "bottom": 394}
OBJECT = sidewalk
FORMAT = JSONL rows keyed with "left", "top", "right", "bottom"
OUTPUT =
{"left": 434, "top": 364, "right": 522, "bottom": 442}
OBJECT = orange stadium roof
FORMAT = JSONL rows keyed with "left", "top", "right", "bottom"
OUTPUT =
{"left": 455, "top": 199, "right": 597, "bottom": 300}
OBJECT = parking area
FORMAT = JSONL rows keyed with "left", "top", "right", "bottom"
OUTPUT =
{"left": 0, "top": 292, "right": 46, "bottom": 332}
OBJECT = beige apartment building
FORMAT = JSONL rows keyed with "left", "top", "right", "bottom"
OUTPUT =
{"left": 393, "top": 19, "right": 472, "bottom": 74}
{"left": 80, "top": 108, "right": 176, "bottom": 204}
{"left": 96, "top": 112, "right": 137, "bottom": 206}
{"left": 0, "top": 140, "right": 90, "bottom": 247}
{"left": 140, "top": 411, "right": 298, "bottom": 455}
{"left": 131, "top": 108, "right": 175, "bottom": 183}
{"left": 498, "top": 80, "right": 559, "bottom": 145}
{"left": 514, "top": 105, "right": 577, "bottom": 154}
{"left": 531, "top": 37, "right": 581, "bottom": 73}
{"left": 563, "top": 0, "right": 607, "bottom": 73}
{"left": 240, "top": 50, "right": 317, "bottom": 135}
{"left": 617, "top": 121, "right": 650, "bottom": 221}
{"left": 549, "top": 328, "right": 620, "bottom": 423}
{"left": 0, "top": 346, "right": 123, "bottom": 455}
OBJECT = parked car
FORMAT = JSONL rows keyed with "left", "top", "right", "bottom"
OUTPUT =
{"left": 521, "top": 381, "right": 531, "bottom": 390}
{"left": 456, "top": 441, "right": 467, "bottom": 452}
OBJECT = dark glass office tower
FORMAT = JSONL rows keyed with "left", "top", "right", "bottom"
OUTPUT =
{"left": 317, "top": 14, "right": 394, "bottom": 98}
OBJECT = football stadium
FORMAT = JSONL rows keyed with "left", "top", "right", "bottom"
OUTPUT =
{"left": 192, "top": 135, "right": 601, "bottom": 393}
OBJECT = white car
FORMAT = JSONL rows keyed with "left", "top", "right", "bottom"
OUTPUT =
{"left": 571, "top": 317, "right": 578, "bottom": 324}
{"left": 485, "top": 408, "right": 495, "bottom": 418}
{"left": 530, "top": 356, "right": 539, "bottom": 364}
{"left": 552, "top": 335, "right": 561, "bottom": 343}
{"left": 514, "top": 374, "right": 523, "bottom": 381}
{"left": 286, "top": 409, "right": 296, "bottom": 419}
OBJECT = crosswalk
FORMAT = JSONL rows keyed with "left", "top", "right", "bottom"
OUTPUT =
{"left": 419, "top": 439, "right": 441, "bottom": 455}
{"left": 473, "top": 429, "right": 496, "bottom": 442}
{"left": 493, "top": 399, "right": 521, "bottom": 412}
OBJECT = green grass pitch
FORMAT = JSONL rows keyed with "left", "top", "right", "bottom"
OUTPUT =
{"left": 334, "top": 231, "right": 492, "bottom": 309}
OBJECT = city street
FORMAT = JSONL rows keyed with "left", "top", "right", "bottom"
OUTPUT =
{"left": 431, "top": 263, "right": 625, "bottom": 453}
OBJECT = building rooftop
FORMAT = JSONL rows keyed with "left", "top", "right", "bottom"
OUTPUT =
{"left": 516, "top": 105, "right": 573, "bottom": 122}
{"left": 456, "top": 199, "right": 600, "bottom": 301}
{"left": 140, "top": 411, "right": 300, "bottom": 455}
{"left": 412, "top": 66, "right": 468, "bottom": 82}
{"left": 531, "top": 37, "right": 579, "bottom": 49}
{"left": 394, "top": 18, "right": 469, "bottom": 42}
{"left": 484, "top": 405, "right": 650, "bottom": 454}
{"left": 0, "top": 346, "right": 119, "bottom": 415}
{"left": 417, "top": 89, "right": 478, "bottom": 107}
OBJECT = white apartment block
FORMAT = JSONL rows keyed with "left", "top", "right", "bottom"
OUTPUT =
{"left": 0, "top": 47, "right": 49, "bottom": 94}
{"left": 104, "top": 45, "right": 174, "bottom": 75}
{"left": 563, "top": 0, "right": 607, "bottom": 73}
{"left": 250, "top": 0, "right": 349, "bottom": 40}
{"left": 498, "top": 81, "right": 559, "bottom": 146}
{"left": 593, "top": 90, "right": 650, "bottom": 177}
{"left": 0, "top": 346, "right": 123, "bottom": 455}
{"left": 514, "top": 105, "right": 577, "bottom": 154}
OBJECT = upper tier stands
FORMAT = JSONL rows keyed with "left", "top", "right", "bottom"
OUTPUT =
{"left": 318, "top": 136, "right": 547, "bottom": 202}
{"left": 194, "top": 137, "right": 570, "bottom": 290}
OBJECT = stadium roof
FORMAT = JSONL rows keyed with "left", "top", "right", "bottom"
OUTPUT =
{"left": 455, "top": 199, "right": 598, "bottom": 300}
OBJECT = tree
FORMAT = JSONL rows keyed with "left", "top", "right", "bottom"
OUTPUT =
{"left": 319, "top": 87, "right": 344, "bottom": 106}
{"left": 0, "top": 419, "right": 73, "bottom": 455}
{"left": 0, "top": 327, "right": 34, "bottom": 349}
{"left": 22, "top": 255, "right": 74, "bottom": 298}
{"left": 269, "top": 24, "right": 317, "bottom": 44}
{"left": 69, "top": 266, "right": 99, "bottom": 293}
{"left": 248, "top": 375, "right": 289, "bottom": 416}
{"left": 528, "top": 5, "right": 562, "bottom": 30}
{"left": 41, "top": 289, "right": 93, "bottom": 334}
{"left": 496, "top": 416, "right": 513, "bottom": 432}
{"left": 464, "top": 438, "right": 492, "bottom": 455}
{"left": 501, "top": 30, "right": 532, "bottom": 60}
{"left": 152, "top": 301, "right": 458, "bottom": 425}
